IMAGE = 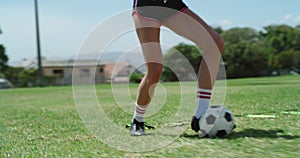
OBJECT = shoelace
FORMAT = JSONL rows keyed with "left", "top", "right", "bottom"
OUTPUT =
{"left": 145, "top": 123, "right": 155, "bottom": 129}
{"left": 125, "top": 122, "right": 155, "bottom": 129}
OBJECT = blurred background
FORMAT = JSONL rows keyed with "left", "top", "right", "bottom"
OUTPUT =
{"left": 0, "top": 0, "right": 299, "bottom": 88}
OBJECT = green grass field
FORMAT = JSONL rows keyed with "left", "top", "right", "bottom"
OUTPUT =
{"left": 1, "top": 75, "right": 300, "bottom": 157}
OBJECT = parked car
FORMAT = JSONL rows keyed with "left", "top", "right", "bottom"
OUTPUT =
{"left": 0, "top": 78, "right": 13, "bottom": 88}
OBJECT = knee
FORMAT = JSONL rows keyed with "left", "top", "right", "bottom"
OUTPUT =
{"left": 146, "top": 63, "right": 163, "bottom": 82}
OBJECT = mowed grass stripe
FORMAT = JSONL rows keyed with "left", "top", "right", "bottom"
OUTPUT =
{"left": 1, "top": 75, "right": 299, "bottom": 157}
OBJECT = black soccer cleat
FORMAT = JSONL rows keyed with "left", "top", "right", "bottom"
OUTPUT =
{"left": 129, "top": 119, "right": 145, "bottom": 136}
{"left": 191, "top": 116, "right": 201, "bottom": 132}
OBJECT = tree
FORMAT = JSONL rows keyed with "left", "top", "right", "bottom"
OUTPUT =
{"left": 162, "top": 43, "right": 202, "bottom": 81}
{"left": 3, "top": 67, "right": 39, "bottom": 87}
{"left": 0, "top": 27, "right": 9, "bottom": 74}
{"left": 273, "top": 50, "right": 300, "bottom": 74}
{"left": 222, "top": 27, "right": 269, "bottom": 78}
{"left": 261, "top": 25, "right": 299, "bottom": 53}
{"left": 0, "top": 44, "right": 8, "bottom": 73}
{"left": 222, "top": 27, "right": 259, "bottom": 45}
{"left": 260, "top": 25, "right": 300, "bottom": 73}
{"left": 4, "top": 66, "right": 56, "bottom": 87}
{"left": 129, "top": 72, "right": 144, "bottom": 83}
{"left": 213, "top": 27, "right": 224, "bottom": 34}
{"left": 292, "top": 25, "right": 300, "bottom": 50}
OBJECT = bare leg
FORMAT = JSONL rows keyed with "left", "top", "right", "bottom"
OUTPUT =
{"left": 163, "top": 9, "right": 224, "bottom": 89}
{"left": 163, "top": 8, "right": 224, "bottom": 131}
{"left": 133, "top": 14, "right": 163, "bottom": 107}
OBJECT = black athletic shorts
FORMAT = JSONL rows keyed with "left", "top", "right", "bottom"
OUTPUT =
{"left": 133, "top": 0, "right": 188, "bottom": 23}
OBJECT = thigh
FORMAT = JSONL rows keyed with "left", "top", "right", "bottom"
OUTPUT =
{"left": 133, "top": 14, "right": 163, "bottom": 65}
{"left": 162, "top": 8, "right": 223, "bottom": 53}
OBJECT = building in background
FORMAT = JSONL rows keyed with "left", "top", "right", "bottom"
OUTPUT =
{"left": 13, "top": 58, "right": 143, "bottom": 85}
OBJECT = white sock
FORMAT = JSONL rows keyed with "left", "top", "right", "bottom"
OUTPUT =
{"left": 194, "top": 88, "right": 212, "bottom": 119}
{"left": 132, "top": 102, "right": 147, "bottom": 122}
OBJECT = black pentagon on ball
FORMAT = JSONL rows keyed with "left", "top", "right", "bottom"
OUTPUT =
{"left": 233, "top": 124, "right": 237, "bottom": 129}
{"left": 224, "top": 112, "right": 232, "bottom": 122}
{"left": 206, "top": 114, "right": 216, "bottom": 124}
{"left": 216, "top": 130, "right": 227, "bottom": 138}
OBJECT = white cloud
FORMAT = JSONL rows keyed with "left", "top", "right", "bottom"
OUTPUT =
{"left": 267, "top": 14, "right": 300, "bottom": 26}
{"left": 280, "top": 14, "right": 300, "bottom": 23}
{"left": 218, "top": 19, "right": 232, "bottom": 27}
{"left": 294, "top": 15, "right": 300, "bottom": 22}
{"left": 282, "top": 14, "right": 293, "bottom": 21}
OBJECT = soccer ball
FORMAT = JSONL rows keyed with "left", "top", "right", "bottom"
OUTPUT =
{"left": 199, "top": 105, "right": 236, "bottom": 138}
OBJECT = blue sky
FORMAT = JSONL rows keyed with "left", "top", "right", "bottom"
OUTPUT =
{"left": 1, "top": 0, "right": 300, "bottom": 63}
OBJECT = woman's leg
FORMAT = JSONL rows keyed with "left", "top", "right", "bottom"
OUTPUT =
{"left": 130, "top": 14, "right": 163, "bottom": 135}
{"left": 133, "top": 14, "right": 163, "bottom": 107}
{"left": 163, "top": 8, "right": 224, "bottom": 132}
{"left": 163, "top": 8, "right": 224, "bottom": 90}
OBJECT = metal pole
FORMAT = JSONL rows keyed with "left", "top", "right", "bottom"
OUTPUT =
{"left": 34, "top": 0, "right": 43, "bottom": 86}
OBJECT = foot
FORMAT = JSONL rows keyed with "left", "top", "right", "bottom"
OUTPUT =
{"left": 191, "top": 116, "right": 200, "bottom": 132}
{"left": 129, "top": 119, "right": 145, "bottom": 136}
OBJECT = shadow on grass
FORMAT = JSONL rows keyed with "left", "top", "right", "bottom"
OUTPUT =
{"left": 180, "top": 128, "right": 300, "bottom": 140}
{"left": 229, "top": 80, "right": 300, "bottom": 86}
{"left": 228, "top": 128, "right": 300, "bottom": 139}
